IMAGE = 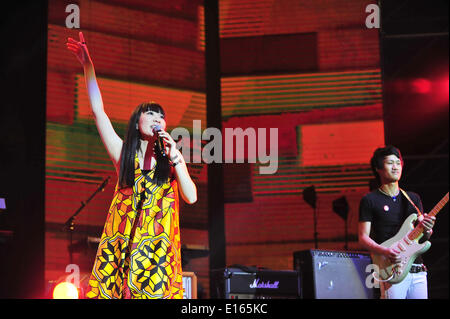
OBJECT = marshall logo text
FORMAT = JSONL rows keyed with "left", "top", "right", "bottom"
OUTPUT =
{"left": 249, "top": 279, "right": 280, "bottom": 289}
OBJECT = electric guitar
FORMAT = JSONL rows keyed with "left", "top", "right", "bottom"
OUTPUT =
{"left": 372, "top": 192, "right": 449, "bottom": 284}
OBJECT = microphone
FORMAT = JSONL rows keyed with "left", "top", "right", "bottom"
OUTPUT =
{"left": 153, "top": 124, "right": 166, "bottom": 156}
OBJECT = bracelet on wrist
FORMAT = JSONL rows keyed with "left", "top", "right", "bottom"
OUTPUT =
{"left": 171, "top": 157, "right": 182, "bottom": 167}
{"left": 170, "top": 153, "right": 182, "bottom": 167}
{"left": 172, "top": 160, "right": 181, "bottom": 167}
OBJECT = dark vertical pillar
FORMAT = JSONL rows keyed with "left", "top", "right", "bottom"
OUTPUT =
{"left": 379, "top": 0, "right": 449, "bottom": 298}
{"left": 0, "top": 0, "right": 47, "bottom": 298}
{"left": 204, "top": 0, "right": 226, "bottom": 298}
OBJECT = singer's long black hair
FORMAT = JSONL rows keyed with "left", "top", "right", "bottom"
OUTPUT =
{"left": 119, "top": 102, "right": 171, "bottom": 188}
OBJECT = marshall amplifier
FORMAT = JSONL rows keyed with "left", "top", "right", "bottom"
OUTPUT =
{"left": 293, "top": 249, "right": 376, "bottom": 299}
{"left": 211, "top": 266, "right": 301, "bottom": 299}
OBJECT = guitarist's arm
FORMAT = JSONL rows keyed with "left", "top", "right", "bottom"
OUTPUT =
{"left": 358, "top": 222, "right": 401, "bottom": 263}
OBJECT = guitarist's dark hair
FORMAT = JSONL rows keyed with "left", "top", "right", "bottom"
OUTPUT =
{"left": 370, "top": 145, "right": 403, "bottom": 185}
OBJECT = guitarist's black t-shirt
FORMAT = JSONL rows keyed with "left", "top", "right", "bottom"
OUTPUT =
{"left": 359, "top": 189, "right": 424, "bottom": 264}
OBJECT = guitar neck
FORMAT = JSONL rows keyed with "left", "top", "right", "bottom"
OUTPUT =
{"left": 408, "top": 192, "right": 449, "bottom": 240}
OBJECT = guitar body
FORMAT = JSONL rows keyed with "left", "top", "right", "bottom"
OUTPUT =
{"left": 372, "top": 214, "right": 431, "bottom": 284}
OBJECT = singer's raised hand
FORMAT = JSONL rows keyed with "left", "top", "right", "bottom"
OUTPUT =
{"left": 66, "top": 32, "right": 92, "bottom": 66}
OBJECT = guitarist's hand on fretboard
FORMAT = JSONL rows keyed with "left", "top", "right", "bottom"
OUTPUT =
{"left": 418, "top": 214, "right": 436, "bottom": 238}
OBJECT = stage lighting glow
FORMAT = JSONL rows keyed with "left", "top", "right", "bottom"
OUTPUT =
{"left": 430, "top": 75, "right": 449, "bottom": 106}
{"left": 411, "top": 78, "right": 431, "bottom": 94}
{"left": 52, "top": 282, "right": 79, "bottom": 299}
{"left": 437, "top": 77, "right": 449, "bottom": 101}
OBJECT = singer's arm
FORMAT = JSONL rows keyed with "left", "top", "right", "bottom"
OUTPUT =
{"left": 83, "top": 63, "right": 122, "bottom": 169}
{"left": 67, "top": 32, "right": 122, "bottom": 170}
{"left": 171, "top": 151, "right": 197, "bottom": 204}
{"left": 157, "top": 131, "right": 197, "bottom": 204}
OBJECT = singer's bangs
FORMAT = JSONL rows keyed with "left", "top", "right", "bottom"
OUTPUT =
{"left": 140, "top": 102, "right": 165, "bottom": 119}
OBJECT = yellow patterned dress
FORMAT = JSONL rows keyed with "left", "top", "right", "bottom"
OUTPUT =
{"left": 86, "top": 155, "right": 183, "bottom": 299}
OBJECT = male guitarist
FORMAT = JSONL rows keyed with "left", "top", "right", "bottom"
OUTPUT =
{"left": 358, "top": 145, "right": 435, "bottom": 299}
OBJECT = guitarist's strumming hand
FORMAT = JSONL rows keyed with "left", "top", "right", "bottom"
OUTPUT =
{"left": 383, "top": 247, "right": 402, "bottom": 264}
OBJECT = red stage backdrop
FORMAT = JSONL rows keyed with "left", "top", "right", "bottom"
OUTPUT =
{"left": 46, "top": 0, "right": 381, "bottom": 298}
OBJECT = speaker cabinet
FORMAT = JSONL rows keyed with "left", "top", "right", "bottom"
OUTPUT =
{"left": 182, "top": 272, "right": 197, "bottom": 299}
{"left": 211, "top": 267, "right": 301, "bottom": 299}
{"left": 293, "top": 249, "right": 376, "bottom": 299}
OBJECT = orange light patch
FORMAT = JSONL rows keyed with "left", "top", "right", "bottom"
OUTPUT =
{"left": 300, "top": 120, "right": 385, "bottom": 166}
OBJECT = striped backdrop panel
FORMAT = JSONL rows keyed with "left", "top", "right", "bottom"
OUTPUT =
{"left": 221, "top": 69, "right": 382, "bottom": 117}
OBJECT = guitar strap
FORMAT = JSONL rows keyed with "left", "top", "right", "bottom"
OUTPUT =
{"left": 400, "top": 188, "right": 423, "bottom": 217}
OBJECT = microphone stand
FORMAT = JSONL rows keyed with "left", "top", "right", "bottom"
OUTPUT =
{"left": 344, "top": 218, "right": 348, "bottom": 251}
{"left": 63, "top": 176, "right": 110, "bottom": 264}
{"left": 313, "top": 205, "right": 318, "bottom": 249}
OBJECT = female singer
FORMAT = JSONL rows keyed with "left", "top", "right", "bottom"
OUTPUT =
{"left": 67, "top": 32, "right": 197, "bottom": 299}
